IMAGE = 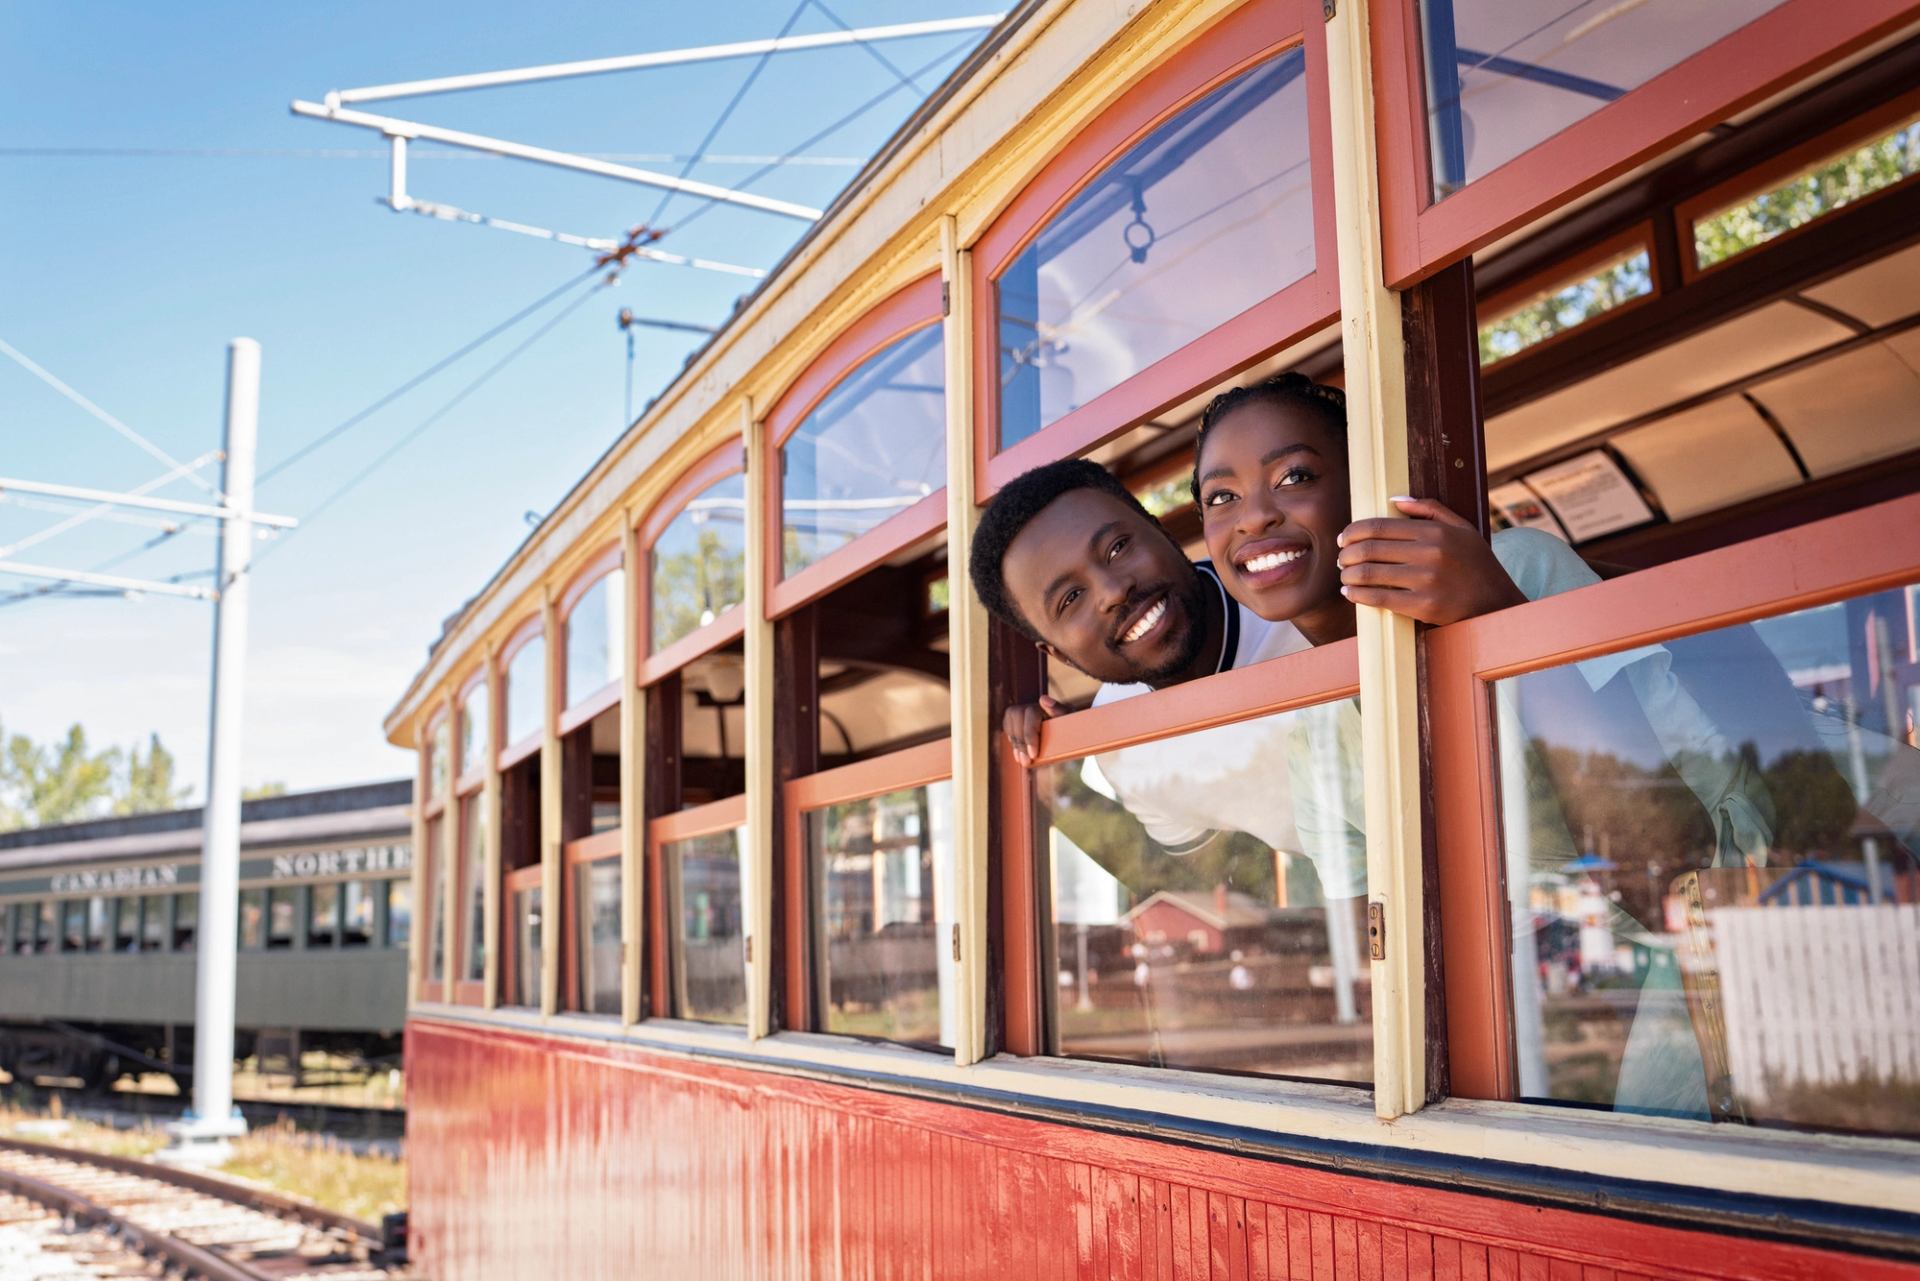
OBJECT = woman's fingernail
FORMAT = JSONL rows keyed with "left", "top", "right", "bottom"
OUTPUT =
{"left": 1390, "top": 495, "right": 1415, "bottom": 504}
{"left": 1335, "top": 532, "right": 1346, "bottom": 547}
{"left": 1340, "top": 586, "right": 1352, "bottom": 599}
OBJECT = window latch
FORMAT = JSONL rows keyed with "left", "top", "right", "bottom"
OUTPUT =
{"left": 744, "top": 934, "right": 753, "bottom": 964}
{"left": 1367, "top": 901, "right": 1386, "bottom": 961}
{"left": 941, "top": 281, "right": 952, "bottom": 317}
{"left": 1322, "top": 0, "right": 1335, "bottom": 19}
{"left": 951, "top": 923, "right": 961, "bottom": 963}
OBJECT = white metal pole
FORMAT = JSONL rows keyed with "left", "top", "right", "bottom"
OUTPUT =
{"left": 170, "top": 338, "right": 259, "bottom": 1163}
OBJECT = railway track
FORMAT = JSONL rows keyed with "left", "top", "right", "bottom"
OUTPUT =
{"left": 0, "top": 1136, "right": 406, "bottom": 1280}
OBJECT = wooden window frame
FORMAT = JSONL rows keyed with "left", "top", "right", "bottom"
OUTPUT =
{"left": 418, "top": 708, "right": 449, "bottom": 1003}
{"left": 1428, "top": 491, "right": 1920, "bottom": 1100}
{"left": 496, "top": 614, "right": 547, "bottom": 770}
{"left": 453, "top": 666, "right": 491, "bottom": 794}
{"left": 449, "top": 785, "right": 487, "bottom": 1007}
{"left": 764, "top": 274, "right": 948, "bottom": 618}
{"left": 560, "top": 827, "right": 623, "bottom": 1015}
{"left": 638, "top": 441, "right": 748, "bottom": 686}
{"left": 557, "top": 543, "right": 625, "bottom": 732}
{"left": 779, "top": 737, "right": 954, "bottom": 1035}
{"left": 646, "top": 793, "right": 749, "bottom": 1022}
{"left": 1673, "top": 84, "right": 1920, "bottom": 284}
{"left": 971, "top": 0, "right": 1339, "bottom": 499}
{"left": 1370, "top": 0, "right": 1918, "bottom": 287}
{"left": 1003, "top": 642, "right": 1361, "bottom": 1056}
{"left": 499, "top": 860, "right": 545, "bottom": 1010}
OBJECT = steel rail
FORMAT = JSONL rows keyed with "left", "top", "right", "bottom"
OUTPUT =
{"left": 0, "top": 1161, "right": 263, "bottom": 1281}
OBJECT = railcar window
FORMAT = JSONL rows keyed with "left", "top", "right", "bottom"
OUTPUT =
{"left": 343, "top": 881, "right": 375, "bottom": 947}
{"left": 565, "top": 569, "right": 625, "bottom": 706}
{"left": 386, "top": 878, "right": 412, "bottom": 948}
{"left": 239, "top": 887, "right": 266, "bottom": 950}
{"left": 510, "top": 881, "right": 542, "bottom": 1008}
{"left": 461, "top": 792, "right": 489, "bottom": 984}
{"left": 425, "top": 815, "right": 447, "bottom": 981}
{"left": 995, "top": 48, "right": 1314, "bottom": 452}
{"left": 7, "top": 903, "right": 25, "bottom": 953}
{"left": 140, "top": 894, "right": 166, "bottom": 951}
{"left": 1035, "top": 700, "right": 1374, "bottom": 1084}
{"left": 665, "top": 827, "right": 747, "bottom": 1024}
{"left": 811, "top": 781, "right": 957, "bottom": 1048}
{"left": 429, "top": 716, "right": 451, "bottom": 797}
{"left": 504, "top": 636, "right": 546, "bottom": 750}
{"left": 309, "top": 882, "right": 341, "bottom": 948}
{"left": 1478, "top": 245, "right": 1653, "bottom": 365}
{"left": 114, "top": 897, "right": 139, "bottom": 952}
{"left": 781, "top": 323, "right": 945, "bottom": 578}
{"left": 36, "top": 901, "right": 55, "bottom": 953}
{"left": 172, "top": 892, "right": 196, "bottom": 951}
{"left": 664, "top": 642, "right": 746, "bottom": 809}
{"left": 460, "top": 681, "right": 490, "bottom": 777}
{"left": 266, "top": 887, "right": 296, "bottom": 949}
{"left": 86, "top": 896, "right": 109, "bottom": 952}
{"left": 813, "top": 552, "right": 952, "bottom": 766}
{"left": 1493, "top": 586, "right": 1920, "bottom": 1137}
{"left": 575, "top": 856, "right": 621, "bottom": 1016}
{"left": 1417, "top": 0, "right": 1788, "bottom": 198}
{"left": 61, "top": 900, "right": 84, "bottom": 952}
{"left": 650, "top": 471, "right": 746, "bottom": 653}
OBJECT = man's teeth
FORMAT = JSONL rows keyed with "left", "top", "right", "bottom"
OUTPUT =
{"left": 1121, "top": 598, "right": 1167, "bottom": 644}
{"left": 1241, "top": 548, "right": 1305, "bottom": 574}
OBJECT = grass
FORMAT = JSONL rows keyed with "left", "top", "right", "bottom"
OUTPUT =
{"left": 0, "top": 1098, "right": 405, "bottom": 1222}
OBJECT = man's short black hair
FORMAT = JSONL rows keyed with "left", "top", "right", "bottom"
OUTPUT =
{"left": 968, "top": 457, "right": 1163, "bottom": 642}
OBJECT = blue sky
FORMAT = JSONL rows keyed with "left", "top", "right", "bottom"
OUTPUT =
{"left": 1, "top": 0, "right": 992, "bottom": 802}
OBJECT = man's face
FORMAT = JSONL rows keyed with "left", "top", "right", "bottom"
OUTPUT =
{"left": 1000, "top": 487, "right": 1209, "bottom": 686}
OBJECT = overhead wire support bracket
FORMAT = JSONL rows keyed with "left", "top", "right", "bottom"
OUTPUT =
{"left": 0, "top": 559, "right": 217, "bottom": 601}
{"left": 0, "top": 475, "right": 299, "bottom": 529}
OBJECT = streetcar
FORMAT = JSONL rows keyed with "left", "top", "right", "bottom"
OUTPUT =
{"left": 0, "top": 781, "right": 412, "bottom": 1091}
{"left": 385, "top": 0, "right": 1920, "bottom": 1275}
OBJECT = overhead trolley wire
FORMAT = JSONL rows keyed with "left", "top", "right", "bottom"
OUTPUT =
{"left": 257, "top": 261, "right": 602, "bottom": 484}
{"left": 807, "top": 0, "right": 930, "bottom": 94}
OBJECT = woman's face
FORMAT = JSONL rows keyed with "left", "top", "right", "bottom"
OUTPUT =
{"left": 1194, "top": 399, "right": 1351, "bottom": 625}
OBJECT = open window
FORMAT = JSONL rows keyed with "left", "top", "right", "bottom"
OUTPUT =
{"left": 495, "top": 619, "right": 544, "bottom": 1008}
{"left": 558, "top": 548, "right": 625, "bottom": 1016}
{"left": 419, "top": 707, "right": 451, "bottom": 1000}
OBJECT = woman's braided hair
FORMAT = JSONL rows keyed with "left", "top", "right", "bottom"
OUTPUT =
{"left": 1190, "top": 373, "right": 1347, "bottom": 504}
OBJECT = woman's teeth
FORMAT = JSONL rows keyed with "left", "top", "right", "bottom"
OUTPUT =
{"left": 1240, "top": 548, "right": 1304, "bottom": 574}
{"left": 1121, "top": 598, "right": 1167, "bottom": 644}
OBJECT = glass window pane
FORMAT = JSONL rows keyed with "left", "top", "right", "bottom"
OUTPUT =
{"left": 513, "top": 884, "right": 542, "bottom": 1007}
{"left": 576, "top": 858, "right": 623, "bottom": 1016}
{"left": 387, "top": 878, "right": 413, "bottom": 948}
{"left": 87, "top": 897, "right": 110, "bottom": 952}
{"left": 1694, "top": 114, "right": 1920, "bottom": 270}
{"left": 505, "top": 637, "right": 547, "bottom": 747}
{"left": 429, "top": 720, "right": 450, "bottom": 797}
{"left": 782, "top": 325, "right": 945, "bottom": 577}
{"left": 343, "top": 881, "right": 375, "bottom": 947}
{"left": 651, "top": 473, "right": 747, "bottom": 653}
{"left": 665, "top": 828, "right": 747, "bottom": 1024}
{"left": 35, "top": 902, "right": 55, "bottom": 953}
{"left": 463, "top": 795, "right": 488, "bottom": 982}
{"left": 811, "top": 781, "right": 956, "bottom": 1047}
{"left": 996, "top": 50, "right": 1314, "bottom": 451}
{"left": 173, "top": 893, "right": 196, "bottom": 952}
{"left": 6, "top": 903, "right": 22, "bottom": 953}
{"left": 267, "top": 887, "right": 296, "bottom": 949}
{"left": 1037, "top": 701, "right": 1373, "bottom": 1083}
{"left": 308, "top": 883, "right": 340, "bottom": 948}
{"left": 426, "top": 817, "right": 447, "bottom": 980}
{"left": 62, "top": 900, "right": 86, "bottom": 952}
{"left": 1422, "top": 0, "right": 1788, "bottom": 198}
{"left": 115, "top": 897, "right": 140, "bottom": 951}
{"left": 461, "top": 682, "right": 490, "bottom": 776}
{"left": 1479, "top": 248, "right": 1651, "bottom": 365}
{"left": 141, "top": 895, "right": 167, "bottom": 951}
{"left": 239, "top": 888, "right": 266, "bottom": 950}
{"left": 565, "top": 571, "right": 626, "bottom": 707}
{"left": 1494, "top": 587, "right": 1920, "bottom": 1137}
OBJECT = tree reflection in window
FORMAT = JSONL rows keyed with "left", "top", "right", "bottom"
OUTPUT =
{"left": 1479, "top": 248, "right": 1652, "bottom": 365}
{"left": 651, "top": 472, "right": 746, "bottom": 652}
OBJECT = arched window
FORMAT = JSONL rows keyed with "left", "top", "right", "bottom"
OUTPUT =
{"left": 767, "top": 276, "right": 947, "bottom": 614}
{"left": 642, "top": 444, "right": 747, "bottom": 675}
{"left": 974, "top": 1, "right": 1334, "bottom": 490}
{"left": 501, "top": 623, "right": 547, "bottom": 755}
{"left": 562, "top": 551, "right": 624, "bottom": 714}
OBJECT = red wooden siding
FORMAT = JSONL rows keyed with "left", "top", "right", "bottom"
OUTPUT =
{"left": 406, "top": 1017, "right": 1915, "bottom": 1281}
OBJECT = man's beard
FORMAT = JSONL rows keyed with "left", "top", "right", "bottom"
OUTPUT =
{"left": 1115, "top": 570, "right": 1211, "bottom": 686}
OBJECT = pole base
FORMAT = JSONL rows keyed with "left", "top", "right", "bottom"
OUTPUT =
{"left": 155, "top": 1111, "right": 249, "bottom": 1168}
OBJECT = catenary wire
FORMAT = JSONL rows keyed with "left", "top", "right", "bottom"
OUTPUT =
{"left": 807, "top": 0, "right": 927, "bottom": 94}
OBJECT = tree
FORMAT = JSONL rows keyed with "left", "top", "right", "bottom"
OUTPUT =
{"left": 114, "top": 732, "right": 189, "bottom": 816}
{"left": 0, "top": 720, "right": 195, "bottom": 831}
{"left": 243, "top": 781, "right": 289, "bottom": 801}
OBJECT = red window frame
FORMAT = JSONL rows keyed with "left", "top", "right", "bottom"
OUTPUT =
{"left": 1474, "top": 224, "right": 1659, "bottom": 370}
{"left": 764, "top": 274, "right": 947, "bottom": 618}
{"left": 417, "top": 711, "right": 449, "bottom": 1004}
{"left": 646, "top": 793, "right": 749, "bottom": 1022}
{"left": 1370, "top": 0, "right": 1918, "bottom": 287}
{"left": 495, "top": 613, "right": 547, "bottom": 770}
{"left": 971, "top": 0, "right": 1338, "bottom": 498}
{"left": 453, "top": 665, "right": 491, "bottom": 795}
{"left": 779, "top": 737, "right": 954, "bottom": 1035}
{"left": 499, "top": 860, "right": 545, "bottom": 1010}
{"left": 448, "top": 787, "right": 488, "bottom": 1007}
{"left": 1006, "top": 643, "right": 1360, "bottom": 1055}
{"left": 637, "top": 440, "right": 747, "bottom": 686}
{"left": 1428, "top": 492, "right": 1920, "bottom": 1099}
{"left": 557, "top": 542, "right": 624, "bottom": 734}
{"left": 560, "top": 827, "right": 622, "bottom": 1015}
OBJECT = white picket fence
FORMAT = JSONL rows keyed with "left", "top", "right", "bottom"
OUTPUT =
{"left": 1711, "top": 903, "right": 1920, "bottom": 1099}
